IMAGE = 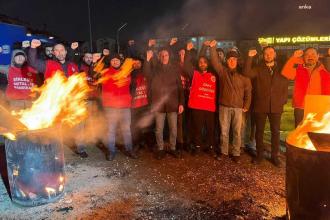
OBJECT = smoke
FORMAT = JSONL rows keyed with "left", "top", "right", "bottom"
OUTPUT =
{"left": 139, "top": 0, "right": 329, "bottom": 41}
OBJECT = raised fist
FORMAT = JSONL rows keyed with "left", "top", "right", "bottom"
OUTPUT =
{"left": 293, "top": 49, "right": 304, "bottom": 58}
{"left": 103, "top": 48, "right": 110, "bottom": 56}
{"left": 71, "top": 42, "right": 79, "bottom": 50}
{"left": 146, "top": 50, "right": 153, "bottom": 62}
{"left": 209, "top": 40, "right": 217, "bottom": 48}
{"left": 186, "top": 42, "right": 194, "bottom": 51}
{"left": 170, "top": 37, "right": 178, "bottom": 46}
{"left": 31, "top": 39, "right": 41, "bottom": 49}
{"left": 148, "top": 39, "right": 156, "bottom": 47}
{"left": 204, "top": 40, "right": 211, "bottom": 46}
{"left": 248, "top": 49, "right": 257, "bottom": 57}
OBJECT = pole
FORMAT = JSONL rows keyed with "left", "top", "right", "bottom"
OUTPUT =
{"left": 116, "top": 23, "right": 127, "bottom": 54}
{"left": 87, "top": 0, "right": 93, "bottom": 52}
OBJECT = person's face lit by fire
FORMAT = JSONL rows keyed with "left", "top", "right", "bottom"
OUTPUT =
{"left": 83, "top": 53, "right": 93, "bottom": 66}
{"left": 217, "top": 51, "right": 225, "bottom": 62}
{"left": 304, "top": 48, "right": 319, "bottom": 67}
{"left": 14, "top": 55, "right": 26, "bottom": 65}
{"left": 263, "top": 47, "right": 276, "bottom": 63}
{"left": 133, "top": 60, "right": 142, "bottom": 70}
{"left": 227, "top": 57, "right": 238, "bottom": 70}
{"left": 45, "top": 46, "right": 53, "bottom": 58}
{"left": 92, "top": 53, "right": 101, "bottom": 64}
{"left": 198, "top": 57, "right": 208, "bottom": 72}
{"left": 159, "top": 50, "right": 170, "bottom": 65}
{"left": 111, "top": 58, "right": 121, "bottom": 69}
{"left": 53, "top": 44, "right": 67, "bottom": 63}
{"left": 178, "top": 49, "right": 185, "bottom": 64}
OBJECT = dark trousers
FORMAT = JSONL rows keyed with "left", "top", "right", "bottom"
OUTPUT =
{"left": 191, "top": 109, "right": 215, "bottom": 149}
{"left": 131, "top": 106, "right": 152, "bottom": 147}
{"left": 177, "top": 108, "right": 190, "bottom": 145}
{"left": 254, "top": 112, "right": 282, "bottom": 159}
{"left": 294, "top": 108, "right": 304, "bottom": 128}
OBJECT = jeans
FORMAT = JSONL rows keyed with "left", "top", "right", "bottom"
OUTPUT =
{"left": 219, "top": 105, "right": 243, "bottom": 156}
{"left": 104, "top": 107, "right": 132, "bottom": 153}
{"left": 155, "top": 112, "right": 177, "bottom": 150}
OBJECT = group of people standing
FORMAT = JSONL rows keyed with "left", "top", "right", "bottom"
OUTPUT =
{"left": 0, "top": 37, "right": 329, "bottom": 167}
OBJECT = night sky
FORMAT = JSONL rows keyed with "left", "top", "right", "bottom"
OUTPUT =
{"left": 0, "top": 0, "right": 329, "bottom": 42}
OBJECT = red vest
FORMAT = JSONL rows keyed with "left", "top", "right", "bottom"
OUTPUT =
{"left": 293, "top": 64, "right": 330, "bottom": 108}
{"left": 188, "top": 70, "right": 216, "bottom": 112}
{"left": 80, "top": 63, "right": 99, "bottom": 98}
{"left": 102, "top": 67, "right": 132, "bottom": 108}
{"left": 44, "top": 60, "right": 78, "bottom": 79}
{"left": 6, "top": 65, "right": 37, "bottom": 100}
{"left": 132, "top": 73, "right": 148, "bottom": 108}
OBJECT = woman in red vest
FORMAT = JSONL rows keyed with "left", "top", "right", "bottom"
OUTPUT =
{"left": 183, "top": 42, "right": 217, "bottom": 156}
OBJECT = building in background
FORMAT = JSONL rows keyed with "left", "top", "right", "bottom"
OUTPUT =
{"left": 0, "top": 14, "right": 57, "bottom": 65}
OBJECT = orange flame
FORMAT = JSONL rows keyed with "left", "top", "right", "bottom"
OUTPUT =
{"left": 286, "top": 95, "right": 330, "bottom": 151}
{"left": 286, "top": 112, "right": 330, "bottom": 151}
{"left": 94, "top": 58, "right": 134, "bottom": 86}
{"left": 15, "top": 71, "right": 90, "bottom": 130}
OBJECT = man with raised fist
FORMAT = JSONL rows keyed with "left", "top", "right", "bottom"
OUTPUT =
{"left": 183, "top": 41, "right": 217, "bottom": 157}
{"left": 209, "top": 40, "right": 252, "bottom": 164}
{"left": 28, "top": 39, "right": 88, "bottom": 158}
{"left": 143, "top": 41, "right": 184, "bottom": 160}
{"left": 244, "top": 47, "right": 288, "bottom": 167}
{"left": 282, "top": 47, "right": 330, "bottom": 127}
{"left": 28, "top": 39, "right": 79, "bottom": 80}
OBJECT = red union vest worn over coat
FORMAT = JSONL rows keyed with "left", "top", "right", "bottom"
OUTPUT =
{"left": 44, "top": 60, "right": 78, "bottom": 79}
{"left": 6, "top": 65, "right": 37, "bottom": 100}
{"left": 132, "top": 73, "right": 148, "bottom": 108}
{"left": 188, "top": 70, "right": 216, "bottom": 112}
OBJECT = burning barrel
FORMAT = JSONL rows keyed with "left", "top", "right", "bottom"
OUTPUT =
{"left": 286, "top": 141, "right": 330, "bottom": 219}
{"left": 286, "top": 95, "right": 330, "bottom": 219}
{"left": 4, "top": 127, "right": 65, "bottom": 206}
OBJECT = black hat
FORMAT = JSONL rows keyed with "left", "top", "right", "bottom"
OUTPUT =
{"left": 14, "top": 52, "right": 26, "bottom": 57}
{"left": 110, "top": 53, "right": 121, "bottom": 60}
{"left": 226, "top": 50, "right": 239, "bottom": 59}
{"left": 216, "top": 48, "right": 225, "bottom": 53}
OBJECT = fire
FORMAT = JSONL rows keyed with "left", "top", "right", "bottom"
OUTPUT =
{"left": 15, "top": 71, "right": 90, "bottom": 130}
{"left": 93, "top": 58, "right": 134, "bottom": 86}
{"left": 3, "top": 132, "right": 16, "bottom": 141}
{"left": 286, "top": 112, "right": 330, "bottom": 151}
{"left": 45, "top": 187, "right": 56, "bottom": 198}
{"left": 287, "top": 95, "right": 330, "bottom": 151}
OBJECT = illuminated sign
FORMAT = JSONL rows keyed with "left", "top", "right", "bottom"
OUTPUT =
{"left": 258, "top": 36, "right": 330, "bottom": 45}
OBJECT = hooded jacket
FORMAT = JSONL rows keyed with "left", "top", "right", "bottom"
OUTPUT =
{"left": 5, "top": 50, "right": 37, "bottom": 100}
